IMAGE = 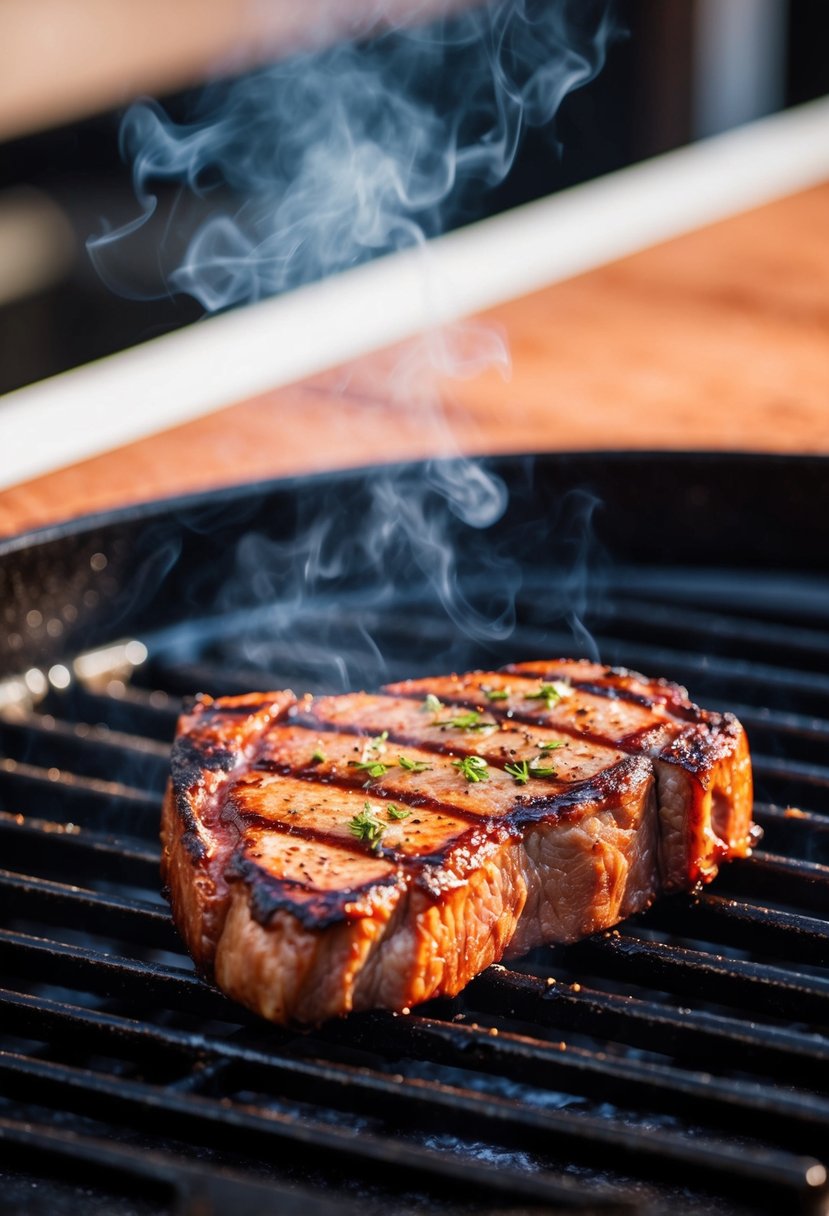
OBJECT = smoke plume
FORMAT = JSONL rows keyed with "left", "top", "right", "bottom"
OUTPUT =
{"left": 90, "top": 0, "right": 616, "bottom": 683}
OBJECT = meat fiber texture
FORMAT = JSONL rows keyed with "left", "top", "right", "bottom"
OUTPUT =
{"left": 161, "top": 660, "right": 754, "bottom": 1024}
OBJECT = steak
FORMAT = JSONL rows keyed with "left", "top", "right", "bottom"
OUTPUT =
{"left": 161, "top": 660, "right": 754, "bottom": 1024}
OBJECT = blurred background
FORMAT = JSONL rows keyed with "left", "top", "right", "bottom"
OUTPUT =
{"left": 0, "top": 0, "right": 827, "bottom": 399}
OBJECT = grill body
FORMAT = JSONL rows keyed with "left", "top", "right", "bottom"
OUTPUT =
{"left": 1, "top": 451, "right": 829, "bottom": 1216}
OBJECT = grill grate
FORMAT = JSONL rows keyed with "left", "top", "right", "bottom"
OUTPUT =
{"left": 2, "top": 455, "right": 829, "bottom": 1215}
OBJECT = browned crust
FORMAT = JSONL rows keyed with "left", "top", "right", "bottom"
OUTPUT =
{"left": 161, "top": 690, "right": 296, "bottom": 969}
{"left": 162, "top": 661, "right": 754, "bottom": 1022}
{"left": 214, "top": 748, "right": 653, "bottom": 929}
{"left": 212, "top": 778, "right": 659, "bottom": 1023}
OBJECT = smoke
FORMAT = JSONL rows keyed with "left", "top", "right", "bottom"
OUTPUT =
{"left": 89, "top": 1, "right": 614, "bottom": 309}
{"left": 89, "top": 0, "right": 617, "bottom": 681}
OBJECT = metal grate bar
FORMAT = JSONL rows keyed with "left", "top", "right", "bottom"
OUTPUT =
{"left": 0, "top": 713, "right": 169, "bottom": 792}
{"left": 592, "top": 639, "right": 829, "bottom": 716}
{"left": 0, "top": 870, "right": 177, "bottom": 951}
{"left": 4, "top": 978, "right": 829, "bottom": 1160}
{"left": 41, "top": 684, "right": 181, "bottom": 742}
{"left": 0, "top": 760, "right": 160, "bottom": 839}
{"left": 469, "top": 967, "right": 829, "bottom": 1083}
{"left": 753, "top": 804, "right": 829, "bottom": 863}
{"left": 0, "top": 1051, "right": 667, "bottom": 1211}
{"left": 0, "top": 811, "right": 160, "bottom": 889}
{"left": 0, "top": 928, "right": 224, "bottom": 1016}
{"left": 643, "top": 893, "right": 829, "bottom": 967}
{"left": 752, "top": 757, "right": 829, "bottom": 812}
{"left": 323, "top": 1007, "right": 829, "bottom": 1141}
{"left": 717, "top": 852, "right": 829, "bottom": 915}
{"left": 588, "top": 598, "right": 829, "bottom": 669}
{"left": 0, "top": 1046, "right": 821, "bottom": 1207}
{"left": 724, "top": 705, "right": 829, "bottom": 741}
{"left": 0, "top": 1115, "right": 362, "bottom": 1216}
{"left": 561, "top": 932, "right": 829, "bottom": 1022}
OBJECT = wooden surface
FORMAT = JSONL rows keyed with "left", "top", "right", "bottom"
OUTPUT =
{"left": 2, "top": 182, "right": 828, "bottom": 539}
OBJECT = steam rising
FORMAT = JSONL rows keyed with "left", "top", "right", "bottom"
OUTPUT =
{"left": 90, "top": 0, "right": 615, "bottom": 684}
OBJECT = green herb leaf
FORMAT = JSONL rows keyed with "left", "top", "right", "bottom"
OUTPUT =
{"left": 387, "top": 805, "right": 411, "bottom": 821}
{"left": 505, "top": 757, "right": 557, "bottom": 784}
{"left": 398, "top": 755, "right": 432, "bottom": 773}
{"left": 525, "top": 681, "right": 571, "bottom": 710}
{"left": 452, "top": 755, "right": 489, "bottom": 783}
{"left": 367, "top": 730, "right": 389, "bottom": 754}
{"left": 311, "top": 748, "right": 326, "bottom": 764}
{"left": 349, "top": 760, "right": 389, "bottom": 779}
{"left": 348, "top": 804, "right": 386, "bottom": 848}
{"left": 439, "top": 709, "right": 496, "bottom": 732}
{"left": 539, "top": 740, "right": 566, "bottom": 750}
{"left": 423, "top": 694, "right": 443, "bottom": 714}
{"left": 484, "top": 687, "right": 510, "bottom": 701}
{"left": 504, "top": 760, "right": 530, "bottom": 785}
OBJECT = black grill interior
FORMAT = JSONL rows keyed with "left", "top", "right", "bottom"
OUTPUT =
{"left": 1, "top": 453, "right": 829, "bottom": 1216}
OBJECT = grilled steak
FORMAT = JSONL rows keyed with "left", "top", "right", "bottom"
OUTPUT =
{"left": 161, "top": 660, "right": 754, "bottom": 1023}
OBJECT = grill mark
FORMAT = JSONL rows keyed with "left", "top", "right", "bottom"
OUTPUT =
{"left": 619, "top": 723, "right": 669, "bottom": 749}
{"left": 292, "top": 705, "right": 608, "bottom": 763}
{"left": 231, "top": 808, "right": 490, "bottom": 869}
{"left": 384, "top": 681, "right": 693, "bottom": 754}
{"left": 228, "top": 752, "right": 649, "bottom": 928}
{"left": 292, "top": 704, "right": 668, "bottom": 805}
{"left": 171, "top": 696, "right": 294, "bottom": 860}
{"left": 502, "top": 664, "right": 704, "bottom": 722}
{"left": 226, "top": 850, "right": 402, "bottom": 930}
{"left": 231, "top": 753, "right": 639, "bottom": 845}
{"left": 501, "top": 667, "right": 658, "bottom": 709}
{"left": 388, "top": 671, "right": 657, "bottom": 709}
{"left": 363, "top": 692, "right": 631, "bottom": 751}
{"left": 245, "top": 761, "right": 497, "bottom": 827}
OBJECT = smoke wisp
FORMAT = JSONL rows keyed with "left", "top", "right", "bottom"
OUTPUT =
{"left": 90, "top": 0, "right": 617, "bottom": 681}
{"left": 89, "top": 0, "right": 614, "bottom": 310}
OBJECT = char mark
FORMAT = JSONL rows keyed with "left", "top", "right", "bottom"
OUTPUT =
{"left": 245, "top": 758, "right": 496, "bottom": 826}
{"left": 226, "top": 852, "right": 402, "bottom": 930}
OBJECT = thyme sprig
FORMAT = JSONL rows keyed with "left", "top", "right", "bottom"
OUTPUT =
{"left": 505, "top": 759, "right": 557, "bottom": 785}
{"left": 525, "top": 681, "right": 571, "bottom": 710}
{"left": 398, "top": 755, "right": 432, "bottom": 773}
{"left": 437, "top": 709, "right": 497, "bottom": 733}
{"left": 348, "top": 803, "right": 386, "bottom": 849}
{"left": 387, "top": 805, "right": 411, "bottom": 821}
{"left": 349, "top": 759, "right": 390, "bottom": 780}
{"left": 452, "top": 755, "right": 489, "bottom": 783}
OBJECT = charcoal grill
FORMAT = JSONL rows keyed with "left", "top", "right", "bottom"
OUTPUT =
{"left": 1, "top": 451, "right": 829, "bottom": 1216}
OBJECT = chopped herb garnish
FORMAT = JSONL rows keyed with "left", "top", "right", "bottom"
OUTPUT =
{"left": 484, "top": 688, "right": 510, "bottom": 701}
{"left": 348, "top": 804, "right": 386, "bottom": 848}
{"left": 452, "top": 755, "right": 489, "bottom": 783}
{"left": 367, "top": 731, "right": 389, "bottom": 755}
{"left": 539, "top": 740, "right": 566, "bottom": 750}
{"left": 311, "top": 748, "right": 326, "bottom": 763}
{"left": 398, "top": 755, "right": 432, "bottom": 773}
{"left": 387, "top": 805, "right": 411, "bottom": 821}
{"left": 505, "top": 759, "right": 556, "bottom": 785}
{"left": 528, "top": 760, "right": 557, "bottom": 778}
{"left": 423, "top": 694, "right": 443, "bottom": 714}
{"left": 504, "top": 760, "right": 531, "bottom": 785}
{"left": 439, "top": 709, "right": 496, "bottom": 732}
{"left": 349, "top": 760, "right": 389, "bottom": 779}
{"left": 525, "top": 681, "right": 571, "bottom": 710}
